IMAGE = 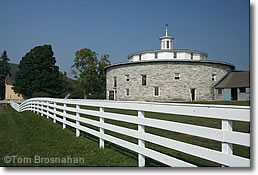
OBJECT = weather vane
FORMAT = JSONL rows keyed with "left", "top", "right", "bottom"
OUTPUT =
{"left": 165, "top": 23, "right": 168, "bottom": 36}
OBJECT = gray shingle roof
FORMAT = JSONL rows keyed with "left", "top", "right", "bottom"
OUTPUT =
{"left": 215, "top": 71, "right": 250, "bottom": 88}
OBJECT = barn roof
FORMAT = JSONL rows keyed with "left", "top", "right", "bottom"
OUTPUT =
{"left": 215, "top": 71, "right": 250, "bottom": 88}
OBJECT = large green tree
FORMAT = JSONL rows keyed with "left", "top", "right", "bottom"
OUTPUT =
{"left": 71, "top": 48, "right": 99, "bottom": 99}
{"left": 71, "top": 48, "right": 110, "bottom": 99}
{"left": 0, "top": 50, "right": 11, "bottom": 99}
{"left": 97, "top": 54, "right": 110, "bottom": 98}
{"left": 14, "top": 45, "right": 64, "bottom": 98}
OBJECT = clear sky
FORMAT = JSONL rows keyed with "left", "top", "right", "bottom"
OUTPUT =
{"left": 0, "top": 0, "right": 250, "bottom": 78}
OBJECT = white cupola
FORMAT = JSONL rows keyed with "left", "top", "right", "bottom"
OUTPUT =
{"left": 160, "top": 24, "right": 174, "bottom": 50}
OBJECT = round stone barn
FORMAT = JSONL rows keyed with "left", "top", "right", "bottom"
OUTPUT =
{"left": 105, "top": 27, "right": 235, "bottom": 102}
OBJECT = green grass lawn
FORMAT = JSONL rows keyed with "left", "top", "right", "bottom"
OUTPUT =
{"left": 0, "top": 101, "right": 250, "bottom": 167}
{"left": 0, "top": 104, "right": 138, "bottom": 167}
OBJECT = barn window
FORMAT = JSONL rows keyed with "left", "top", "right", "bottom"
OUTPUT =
{"left": 191, "top": 53, "right": 193, "bottom": 60}
{"left": 142, "top": 75, "right": 147, "bottom": 86}
{"left": 125, "top": 88, "right": 129, "bottom": 96}
{"left": 239, "top": 88, "right": 246, "bottom": 93}
{"left": 114, "top": 77, "right": 117, "bottom": 88}
{"left": 174, "top": 73, "right": 180, "bottom": 80}
{"left": 139, "top": 54, "right": 142, "bottom": 61}
{"left": 154, "top": 87, "right": 160, "bottom": 97}
{"left": 212, "top": 74, "right": 217, "bottom": 81}
{"left": 125, "top": 75, "right": 129, "bottom": 81}
{"left": 218, "top": 88, "right": 223, "bottom": 95}
{"left": 167, "top": 41, "right": 169, "bottom": 49}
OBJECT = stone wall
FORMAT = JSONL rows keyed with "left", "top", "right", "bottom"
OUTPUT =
{"left": 106, "top": 61, "right": 233, "bottom": 102}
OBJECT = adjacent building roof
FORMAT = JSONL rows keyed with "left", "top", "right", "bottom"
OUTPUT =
{"left": 215, "top": 71, "right": 250, "bottom": 88}
{"left": 4, "top": 63, "right": 19, "bottom": 85}
{"left": 5, "top": 74, "right": 14, "bottom": 85}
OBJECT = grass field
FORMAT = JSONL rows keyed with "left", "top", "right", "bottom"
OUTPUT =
{"left": 0, "top": 101, "right": 250, "bottom": 167}
{"left": 0, "top": 104, "right": 138, "bottom": 167}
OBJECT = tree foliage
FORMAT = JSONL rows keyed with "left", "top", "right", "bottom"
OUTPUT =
{"left": 14, "top": 45, "right": 64, "bottom": 98}
{"left": 71, "top": 48, "right": 110, "bottom": 99}
{"left": 0, "top": 50, "right": 11, "bottom": 99}
{"left": 97, "top": 54, "right": 111, "bottom": 98}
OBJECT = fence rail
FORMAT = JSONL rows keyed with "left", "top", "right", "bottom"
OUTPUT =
{"left": 10, "top": 98, "right": 250, "bottom": 167}
{"left": 0, "top": 99, "right": 26, "bottom": 104}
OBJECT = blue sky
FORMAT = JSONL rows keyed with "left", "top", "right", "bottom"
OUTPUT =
{"left": 0, "top": 0, "right": 250, "bottom": 77}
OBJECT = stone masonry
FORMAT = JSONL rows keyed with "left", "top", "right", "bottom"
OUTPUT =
{"left": 106, "top": 60, "right": 234, "bottom": 102}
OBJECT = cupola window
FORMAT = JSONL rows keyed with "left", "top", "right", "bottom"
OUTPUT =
{"left": 174, "top": 52, "right": 177, "bottom": 58}
{"left": 155, "top": 52, "right": 158, "bottom": 59}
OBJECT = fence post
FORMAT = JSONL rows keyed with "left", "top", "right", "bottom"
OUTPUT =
{"left": 222, "top": 119, "right": 233, "bottom": 167}
{"left": 40, "top": 100, "right": 43, "bottom": 116}
{"left": 53, "top": 102, "right": 56, "bottom": 123}
{"left": 99, "top": 107, "right": 104, "bottom": 149}
{"left": 138, "top": 110, "right": 145, "bottom": 167}
{"left": 32, "top": 102, "right": 35, "bottom": 113}
{"left": 46, "top": 101, "right": 49, "bottom": 119}
{"left": 63, "top": 103, "right": 66, "bottom": 129}
{"left": 29, "top": 101, "right": 32, "bottom": 112}
{"left": 76, "top": 104, "right": 80, "bottom": 137}
{"left": 36, "top": 100, "right": 39, "bottom": 114}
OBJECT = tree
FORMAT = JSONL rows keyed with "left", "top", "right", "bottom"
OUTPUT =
{"left": 71, "top": 48, "right": 99, "bottom": 99}
{"left": 0, "top": 50, "right": 11, "bottom": 99}
{"left": 97, "top": 54, "right": 110, "bottom": 98}
{"left": 14, "top": 45, "right": 64, "bottom": 98}
{"left": 60, "top": 71, "right": 84, "bottom": 98}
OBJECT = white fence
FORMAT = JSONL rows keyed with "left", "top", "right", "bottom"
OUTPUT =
{"left": 0, "top": 99, "right": 26, "bottom": 104}
{"left": 10, "top": 98, "right": 250, "bottom": 167}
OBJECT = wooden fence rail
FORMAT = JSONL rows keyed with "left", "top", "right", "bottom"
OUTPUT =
{"left": 10, "top": 98, "right": 250, "bottom": 167}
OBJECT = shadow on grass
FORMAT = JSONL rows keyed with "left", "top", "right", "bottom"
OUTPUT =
{"left": 79, "top": 130, "right": 166, "bottom": 167}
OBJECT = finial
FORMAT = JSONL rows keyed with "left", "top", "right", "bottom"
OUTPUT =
{"left": 165, "top": 23, "right": 168, "bottom": 36}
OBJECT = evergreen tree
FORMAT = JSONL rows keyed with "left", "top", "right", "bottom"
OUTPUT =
{"left": 14, "top": 45, "right": 64, "bottom": 98}
{"left": 0, "top": 50, "right": 11, "bottom": 99}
